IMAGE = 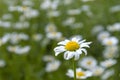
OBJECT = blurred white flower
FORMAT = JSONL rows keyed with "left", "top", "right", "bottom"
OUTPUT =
{"left": 91, "top": 66, "right": 105, "bottom": 76}
{"left": 0, "top": 21, "right": 11, "bottom": 28}
{"left": 0, "top": 34, "right": 10, "bottom": 46}
{"left": 2, "top": 14, "right": 12, "bottom": 20}
{"left": 54, "top": 37, "right": 92, "bottom": 60}
{"left": 45, "top": 60, "right": 61, "bottom": 72}
{"left": 43, "top": 55, "right": 55, "bottom": 62}
{"left": 81, "top": 0, "right": 95, "bottom": 2}
{"left": 97, "top": 31, "right": 110, "bottom": 41}
{"left": 40, "top": 0, "right": 59, "bottom": 10}
{"left": 7, "top": 45, "right": 31, "bottom": 54}
{"left": 67, "top": 9, "right": 82, "bottom": 15}
{"left": 22, "top": 0, "right": 34, "bottom": 6}
{"left": 100, "top": 59, "right": 117, "bottom": 68}
{"left": 0, "top": 60, "right": 6, "bottom": 67}
{"left": 107, "top": 23, "right": 120, "bottom": 32}
{"left": 102, "top": 37, "right": 118, "bottom": 46}
{"left": 63, "top": 17, "right": 75, "bottom": 26}
{"left": 13, "top": 21, "right": 29, "bottom": 29}
{"left": 45, "top": 23, "right": 57, "bottom": 33}
{"left": 23, "top": 9, "right": 39, "bottom": 18}
{"left": 79, "top": 57, "right": 97, "bottom": 69}
{"left": 70, "top": 35, "right": 82, "bottom": 40}
{"left": 92, "top": 25, "right": 104, "bottom": 35}
{"left": 103, "top": 46, "right": 118, "bottom": 59}
{"left": 32, "top": 34, "right": 42, "bottom": 41}
{"left": 101, "top": 69, "right": 114, "bottom": 80}
{"left": 9, "top": 33, "right": 29, "bottom": 44}
{"left": 70, "top": 23, "right": 83, "bottom": 29}
{"left": 47, "top": 10, "right": 60, "bottom": 17}
{"left": 64, "top": 0, "right": 73, "bottom": 5}
{"left": 66, "top": 68, "right": 92, "bottom": 79}
{"left": 46, "top": 31, "right": 62, "bottom": 40}
{"left": 81, "top": 5, "right": 93, "bottom": 17}
{"left": 110, "top": 5, "right": 120, "bottom": 13}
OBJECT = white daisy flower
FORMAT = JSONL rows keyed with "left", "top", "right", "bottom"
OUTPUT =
{"left": 102, "top": 37, "right": 118, "bottom": 46}
{"left": 66, "top": 68, "right": 92, "bottom": 79}
{"left": 91, "top": 66, "right": 105, "bottom": 76}
{"left": 46, "top": 31, "right": 62, "bottom": 40}
{"left": 101, "top": 69, "right": 114, "bottom": 80}
{"left": 54, "top": 37, "right": 92, "bottom": 60}
{"left": 92, "top": 25, "right": 104, "bottom": 35}
{"left": 43, "top": 55, "right": 55, "bottom": 62}
{"left": 45, "top": 60, "right": 61, "bottom": 72}
{"left": 103, "top": 46, "right": 118, "bottom": 59}
{"left": 7, "top": 45, "right": 31, "bottom": 54}
{"left": 100, "top": 59, "right": 117, "bottom": 68}
{"left": 45, "top": 23, "right": 57, "bottom": 33}
{"left": 0, "top": 60, "right": 6, "bottom": 67}
{"left": 107, "top": 23, "right": 120, "bottom": 32}
{"left": 97, "top": 31, "right": 110, "bottom": 41}
{"left": 32, "top": 34, "right": 43, "bottom": 41}
{"left": 79, "top": 56, "right": 97, "bottom": 69}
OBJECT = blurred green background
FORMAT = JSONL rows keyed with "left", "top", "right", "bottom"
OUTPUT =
{"left": 0, "top": 0, "right": 120, "bottom": 80}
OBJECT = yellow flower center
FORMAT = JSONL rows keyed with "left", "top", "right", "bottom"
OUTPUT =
{"left": 65, "top": 41, "right": 80, "bottom": 51}
{"left": 87, "top": 61, "right": 92, "bottom": 65}
{"left": 22, "top": 6, "right": 27, "bottom": 11}
{"left": 107, "top": 41, "right": 112, "bottom": 45}
{"left": 76, "top": 71, "right": 85, "bottom": 77}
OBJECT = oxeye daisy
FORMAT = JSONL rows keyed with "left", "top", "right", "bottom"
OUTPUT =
{"left": 66, "top": 68, "right": 92, "bottom": 79}
{"left": 54, "top": 37, "right": 92, "bottom": 60}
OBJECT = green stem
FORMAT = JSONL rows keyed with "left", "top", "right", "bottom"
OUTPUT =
{"left": 73, "top": 59, "right": 76, "bottom": 80}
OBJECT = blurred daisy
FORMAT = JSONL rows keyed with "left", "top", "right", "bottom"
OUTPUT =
{"left": 107, "top": 23, "right": 120, "bottom": 32}
{"left": 101, "top": 69, "right": 114, "bottom": 80}
{"left": 102, "top": 37, "right": 118, "bottom": 46}
{"left": 45, "top": 23, "right": 57, "bottom": 33}
{"left": 0, "top": 34, "right": 10, "bottom": 46}
{"left": 54, "top": 37, "right": 92, "bottom": 60}
{"left": 7, "top": 45, "right": 31, "bottom": 54}
{"left": 62, "top": 17, "right": 75, "bottom": 26}
{"left": 91, "top": 66, "right": 105, "bottom": 76}
{"left": 92, "top": 25, "right": 104, "bottom": 35}
{"left": 81, "top": 0, "right": 95, "bottom": 2}
{"left": 100, "top": 59, "right": 117, "bottom": 68}
{"left": 32, "top": 34, "right": 42, "bottom": 41}
{"left": 66, "top": 68, "right": 92, "bottom": 79}
{"left": 0, "top": 60, "right": 6, "bottom": 67}
{"left": 103, "top": 46, "right": 118, "bottom": 59}
{"left": 45, "top": 60, "right": 61, "bottom": 72}
{"left": 43, "top": 55, "right": 55, "bottom": 62}
{"left": 79, "top": 56, "right": 97, "bottom": 69}
{"left": 46, "top": 31, "right": 62, "bottom": 40}
{"left": 67, "top": 9, "right": 82, "bottom": 15}
{"left": 110, "top": 5, "right": 120, "bottom": 13}
{"left": 97, "top": 31, "right": 110, "bottom": 41}
{"left": 47, "top": 10, "right": 60, "bottom": 17}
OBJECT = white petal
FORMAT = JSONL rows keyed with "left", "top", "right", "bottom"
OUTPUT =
{"left": 80, "top": 42, "right": 91, "bottom": 48}
{"left": 81, "top": 48, "right": 87, "bottom": 55}
{"left": 76, "top": 49, "right": 82, "bottom": 54}
{"left": 64, "top": 51, "right": 69, "bottom": 60}
{"left": 74, "top": 53, "right": 80, "bottom": 60}
{"left": 79, "top": 40, "right": 86, "bottom": 44}
{"left": 64, "top": 51, "right": 75, "bottom": 60}
{"left": 67, "top": 52, "right": 75, "bottom": 59}
{"left": 71, "top": 37, "right": 80, "bottom": 42}
{"left": 58, "top": 39, "right": 69, "bottom": 45}
{"left": 54, "top": 46, "right": 65, "bottom": 56}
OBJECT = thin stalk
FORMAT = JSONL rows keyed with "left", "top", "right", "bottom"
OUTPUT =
{"left": 73, "top": 59, "right": 76, "bottom": 80}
